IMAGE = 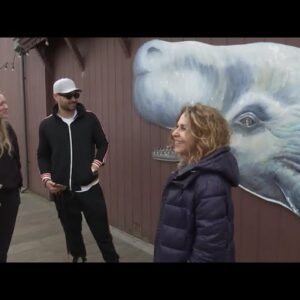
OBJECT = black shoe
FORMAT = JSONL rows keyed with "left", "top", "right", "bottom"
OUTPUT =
{"left": 72, "top": 256, "right": 87, "bottom": 263}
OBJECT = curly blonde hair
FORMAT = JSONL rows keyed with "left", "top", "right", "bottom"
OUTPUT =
{"left": 171, "top": 103, "right": 231, "bottom": 167}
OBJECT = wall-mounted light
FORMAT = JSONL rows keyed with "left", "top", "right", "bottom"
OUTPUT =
{"left": 11, "top": 52, "right": 16, "bottom": 71}
{"left": 0, "top": 52, "right": 17, "bottom": 72}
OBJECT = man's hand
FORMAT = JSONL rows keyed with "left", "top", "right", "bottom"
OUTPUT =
{"left": 91, "top": 164, "right": 99, "bottom": 175}
{"left": 45, "top": 180, "right": 66, "bottom": 194}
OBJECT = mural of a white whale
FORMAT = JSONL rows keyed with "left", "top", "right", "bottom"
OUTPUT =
{"left": 133, "top": 39, "right": 300, "bottom": 217}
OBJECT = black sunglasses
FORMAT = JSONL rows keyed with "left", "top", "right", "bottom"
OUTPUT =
{"left": 58, "top": 92, "right": 80, "bottom": 100}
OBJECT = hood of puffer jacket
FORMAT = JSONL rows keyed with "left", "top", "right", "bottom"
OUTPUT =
{"left": 175, "top": 146, "right": 240, "bottom": 187}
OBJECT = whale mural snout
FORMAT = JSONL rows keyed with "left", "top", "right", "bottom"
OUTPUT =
{"left": 133, "top": 39, "right": 300, "bottom": 217}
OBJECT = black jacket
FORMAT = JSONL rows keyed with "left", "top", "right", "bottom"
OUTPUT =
{"left": 37, "top": 103, "right": 108, "bottom": 191}
{"left": 0, "top": 121, "right": 22, "bottom": 190}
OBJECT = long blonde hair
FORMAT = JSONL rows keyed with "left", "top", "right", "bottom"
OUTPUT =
{"left": 172, "top": 103, "right": 231, "bottom": 167}
{"left": 0, "top": 115, "right": 12, "bottom": 158}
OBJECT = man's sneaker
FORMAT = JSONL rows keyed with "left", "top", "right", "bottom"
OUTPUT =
{"left": 72, "top": 256, "right": 87, "bottom": 263}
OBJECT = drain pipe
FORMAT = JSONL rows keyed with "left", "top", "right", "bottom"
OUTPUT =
{"left": 20, "top": 54, "right": 29, "bottom": 192}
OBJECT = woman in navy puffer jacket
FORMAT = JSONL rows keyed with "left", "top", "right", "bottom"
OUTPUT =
{"left": 154, "top": 104, "right": 239, "bottom": 262}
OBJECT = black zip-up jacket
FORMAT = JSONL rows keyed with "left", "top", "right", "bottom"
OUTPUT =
{"left": 37, "top": 103, "right": 108, "bottom": 191}
{"left": 0, "top": 121, "right": 22, "bottom": 190}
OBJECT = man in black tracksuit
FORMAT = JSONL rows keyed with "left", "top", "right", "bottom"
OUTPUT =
{"left": 37, "top": 78, "right": 119, "bottom": 262}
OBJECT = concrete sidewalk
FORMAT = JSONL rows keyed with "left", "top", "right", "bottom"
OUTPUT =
{"left": 8, "top": 191, "right": 153, "bottom": 262}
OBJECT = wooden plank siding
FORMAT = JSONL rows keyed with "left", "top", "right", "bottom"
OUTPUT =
{"left": 23, "top": 50, "right": 49, "bottom": 198}
{"left": 2, "top": 37, "right": 300, "bottom": 261}
{"left": 0, "top": 38, "right": 27, "bottom": 188}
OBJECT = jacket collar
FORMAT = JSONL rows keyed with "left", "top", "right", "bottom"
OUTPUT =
{"left": 169, "top": 146, "right": 239, "bottom": 188}
{"left": 176, "top": 146, "right": 231, "bottom": 178}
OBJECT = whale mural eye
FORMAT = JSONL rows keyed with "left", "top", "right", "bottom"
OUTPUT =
{"left": 235, "top": 112, "right": 260, "bottom": 128}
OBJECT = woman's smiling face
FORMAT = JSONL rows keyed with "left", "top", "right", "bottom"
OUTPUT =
{"left": 172, "top": 113, "right": 195, "bottom": 158}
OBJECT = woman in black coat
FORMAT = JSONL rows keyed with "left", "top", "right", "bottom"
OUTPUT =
{"left": 154, "top": 104, "right": 239, "bottom": 262}
{"left": 0, "top": 93, "right": 22, "bottom": 262}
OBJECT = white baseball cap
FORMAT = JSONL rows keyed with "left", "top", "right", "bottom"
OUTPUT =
{"left": 53, "top": 78, "right": 82, "bottom": 94}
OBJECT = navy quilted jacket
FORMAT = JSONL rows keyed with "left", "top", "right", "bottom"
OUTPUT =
{"left": 154, "top": 146, "right": 239, "bottom": 262}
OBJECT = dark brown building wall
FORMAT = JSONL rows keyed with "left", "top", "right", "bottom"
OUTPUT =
{"left": 2, "top": 37, "right": 300, "bottom": 261}
{"left": 43, "top": 38, "right": 178, "bottom": 242}
{"left": 23, "top": 50, "right": 49, "bottom": 198}
{"left": 0, "top": 38, "right": 27, "bottom": 188}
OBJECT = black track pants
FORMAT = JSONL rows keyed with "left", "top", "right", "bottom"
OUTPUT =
{"left": 53, "top": 184, "right": 119, "bottom": 262}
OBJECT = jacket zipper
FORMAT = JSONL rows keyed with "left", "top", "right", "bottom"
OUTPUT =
{"left": 67, "top": 124, "right": 73, "bottom": 191}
